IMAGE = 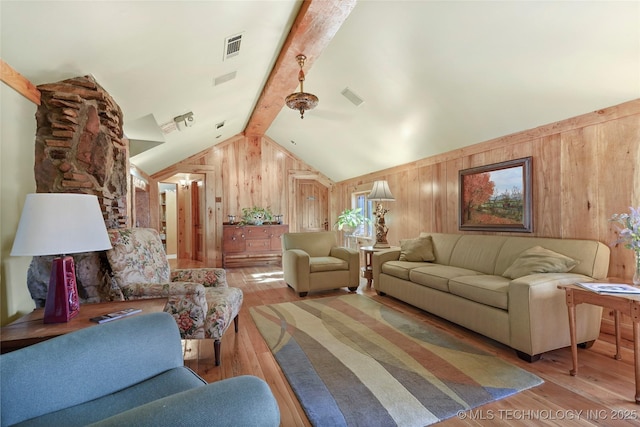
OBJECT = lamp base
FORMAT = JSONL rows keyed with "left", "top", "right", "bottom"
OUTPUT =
{"left": 373, "top": 241, "right": 390, "bottom": 249}
{"left": 43, "top": 256, "right": 80, "bottom": 324}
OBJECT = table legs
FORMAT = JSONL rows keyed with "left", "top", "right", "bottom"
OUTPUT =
{"left": 634, "top": 320, "right": 640, "bottom": 404}
{"left": 615, "top": 310, "right": 622, "bottom": 360}
{"left": 567, "top": 298, "right": 578, "bottom": 376}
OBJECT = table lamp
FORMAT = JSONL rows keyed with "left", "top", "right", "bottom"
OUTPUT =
{"left": 11, "top": 193, "right": 112, "bottom": 323}
{"left": 367, "top": 180, "right": 395, "bottom": 248}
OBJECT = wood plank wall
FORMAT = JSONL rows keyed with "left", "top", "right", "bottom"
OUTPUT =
{"left": 150, "top": 134, "right": 333, "bottom": 265}
{"left": 332, "top": 99, "right": 640, "bottom": 282}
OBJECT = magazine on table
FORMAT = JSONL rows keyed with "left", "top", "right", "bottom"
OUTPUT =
{"left": 576, "top": 282, "right": 640, "bottom": 294}
{"left": 90, "top": 308, "right": 142, "bottom": 323}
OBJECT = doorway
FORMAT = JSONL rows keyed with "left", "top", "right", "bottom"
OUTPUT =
{"left": 159, "top": 173, "right": 204, "bottom": 261}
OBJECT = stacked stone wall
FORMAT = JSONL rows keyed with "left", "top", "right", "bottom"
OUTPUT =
{"left": 28, "top": 75, "right": 127, "bottom": 304}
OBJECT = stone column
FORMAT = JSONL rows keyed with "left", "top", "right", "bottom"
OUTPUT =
{"left": 28, "top": 75, "right": 128, "bottom": 304}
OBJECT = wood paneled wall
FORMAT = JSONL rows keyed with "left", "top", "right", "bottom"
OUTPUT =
{"left": 332, "top": 99, "right": 640, "bottom": 282}
{"left": 150, "top": 134, "right": 332, "bottom": 265}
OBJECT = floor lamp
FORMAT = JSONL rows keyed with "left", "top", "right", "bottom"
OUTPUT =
{"left": 367, "top": 180, "right": 395, "bottom": 248}
{"left": 11, "top": 193, "right": 112, "bottom": 323}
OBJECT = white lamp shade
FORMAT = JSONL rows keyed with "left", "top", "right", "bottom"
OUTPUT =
{"left": 11, "top": 193, "right": 112, "bottom": 256}
{"left": 367, "top": 180, "right": 395, "bottom": 201}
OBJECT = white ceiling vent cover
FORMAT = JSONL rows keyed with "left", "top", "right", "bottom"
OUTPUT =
{"left": 341, "top": 87, "right": 364, "bottom": 107}
{"left": 224, "top": 33, "right": 243, "bottom": 60}
{"left": 214, "top": 71, "right": 237, "bottom": 86}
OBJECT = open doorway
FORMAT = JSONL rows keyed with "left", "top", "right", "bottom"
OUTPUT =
{"left": 159, "top": 173, "right": 204, "bottom": 261}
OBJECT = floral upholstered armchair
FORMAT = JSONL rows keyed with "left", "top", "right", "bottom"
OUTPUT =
{"left": 105, "top": 228, "right": 243, "bottom": 366}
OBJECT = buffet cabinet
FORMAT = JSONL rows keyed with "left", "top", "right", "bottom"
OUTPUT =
{"left": 222, "top": 224, "right": 289, "bottom": 268}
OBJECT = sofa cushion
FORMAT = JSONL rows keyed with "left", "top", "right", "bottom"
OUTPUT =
{"left": 502, "top": 246, "right": 579, "bottom": 279}
{"left": 399, "top": 236, "right": 435, "bottom": 262}
{"left": 381, "top": 261, "right": 427, "bottom": 280}
{"left": 310, "top": 256, "right": 348, "bottom": 272}
{"left": 448, "top": 275, "right": 511, "bottom": 310}
{"left": 409, "top": 265, "right": 483, "bottom": 292}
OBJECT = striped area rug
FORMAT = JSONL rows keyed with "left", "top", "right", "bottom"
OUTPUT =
{"left": 250, "top": 294, "right": 543, "bottom": 427}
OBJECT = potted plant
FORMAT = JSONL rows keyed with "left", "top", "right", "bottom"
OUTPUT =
{"left": 335, "top": 207, "right": 370, "bottom": 234}
{"left": 241, "top": 206, "right": 274, "bottom": 225}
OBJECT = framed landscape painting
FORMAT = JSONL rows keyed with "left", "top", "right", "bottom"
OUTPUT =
{"left": 459, "top": 157, "right": 532, "bottom": 232}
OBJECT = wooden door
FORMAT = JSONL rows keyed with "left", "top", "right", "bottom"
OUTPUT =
{"left": 296, "top": 180, "right": 328, "bottom": 232}
{"left": 191, "top": 181, "right": 204, "bottom": 261}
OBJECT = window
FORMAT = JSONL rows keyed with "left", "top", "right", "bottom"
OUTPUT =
{"left": 354, "top": 192, "right": 374, "bottom": 237}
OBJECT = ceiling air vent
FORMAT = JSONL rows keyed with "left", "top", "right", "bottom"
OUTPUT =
{"left": 214, "top": 71, "right": 237, "bottom": 86}
{"left": 224, "top": 33, "right": 243, "bottom": 60}
{"left": 341, "top": 87, "right": 364, "bottom": 107}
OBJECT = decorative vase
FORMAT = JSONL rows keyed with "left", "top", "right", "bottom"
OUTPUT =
{"left": 634, "top": 251, "right": 640, "bottom": 286}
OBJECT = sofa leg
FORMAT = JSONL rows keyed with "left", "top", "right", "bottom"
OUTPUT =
{"left": 348, "top": 286, "right": 358, "bottom": 292}
{"left": 214, "top": 339, "right": 221, "bottom": 366}
{"left": 299, "top": 292, "right": 308, "bottom": 297}
{"left": 515, "top": 350, "right": 541, "bottom": 363}
{"left": 234, "top": 315, "right": 239, "bottom": 333}
{"left": 376, "top": 290, "right": 386, "bottom": 296}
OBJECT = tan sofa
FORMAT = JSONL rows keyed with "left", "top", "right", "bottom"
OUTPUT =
{"left": 282, "top": 231, "right": 359, "bottom": 296}
{"left": 372, "top": 233, "right": 610, "bottom": 361}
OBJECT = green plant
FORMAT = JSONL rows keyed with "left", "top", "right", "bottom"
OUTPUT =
{"left": 335, "top": 207, "right": 370, "bottom": 231}
{"left": 241, "top": 206, "right": 274, "bottom": 225}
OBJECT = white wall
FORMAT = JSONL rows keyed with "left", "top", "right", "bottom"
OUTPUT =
{"left": 1, "top": 83, "right": 38, "bottom": 325}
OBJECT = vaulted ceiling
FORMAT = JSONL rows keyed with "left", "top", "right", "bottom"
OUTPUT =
{"left": 2, "top": 1, "right": 639, "bottom": 182}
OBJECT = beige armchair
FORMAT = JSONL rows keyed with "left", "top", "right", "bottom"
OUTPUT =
{"left": 282, "top": 231, "right": 360, "bottom": 296}
{"left": 104, "top": 228, "right": 243, "bottom": 366}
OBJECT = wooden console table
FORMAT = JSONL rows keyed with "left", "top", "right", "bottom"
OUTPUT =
{"left": 222, "top": 224, "right": 288, "bottom": 268}
{"left": 558, "top": 283, "right": 640, "bottom": 403}
{"left": 1, "top": 298, "right": 167, "bottom": 353}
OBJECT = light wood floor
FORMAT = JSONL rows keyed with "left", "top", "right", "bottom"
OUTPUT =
{"left": 171, "top": 261, "right": 640, "bottom": 426}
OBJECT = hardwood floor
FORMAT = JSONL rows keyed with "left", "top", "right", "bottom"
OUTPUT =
{"left": 171, "top": 261, "right": 640, "bottom": 426}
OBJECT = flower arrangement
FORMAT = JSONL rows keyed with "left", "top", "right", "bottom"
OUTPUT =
{"left": 241, "top": 206, "right": 274, "bottom": 225}
{"left": 610, "top": 206, "right": 640, "bottom": 285}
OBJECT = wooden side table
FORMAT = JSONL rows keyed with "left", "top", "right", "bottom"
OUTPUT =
{"left": 1, "top": 298, "right": 167, "bottom": 353}
{"left": 360, "top": 246, "right": 399, "bottom": 286}
{"left": 558, "top": 283, "right": 640, "bottom": 403}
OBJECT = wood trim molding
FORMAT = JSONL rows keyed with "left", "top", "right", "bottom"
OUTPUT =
{"left": 244, "top": 0, "right": 357, "bottom": 136}
{"left": 0, "top": 59, "right": 41, "bottom": 105}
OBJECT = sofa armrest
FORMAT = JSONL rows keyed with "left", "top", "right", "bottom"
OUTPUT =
{"left": 330, "top": 246, "right": 358, "bottom": 262}
{"left": 88, "top": 376, "right": 280, "bottom": 427}
{"left": 1, "top": 313, "right": 183, "bottom": 427}
{"left": 121, "top": 282, "right": 208, "bottom": 339}
{"left": 330, "top": 247, "right": 360, "bottom": 287}
{"left": 171, "top": 268, "right": 228, "bottom": 288}
{"left": 371, "top": 249, "right": 401, "bottom": 285}
{"left": 508, "top": 273, "right": 602, "bottom": 356}
{"left": 282, "top": 249, "right": 311, "bottom": 293}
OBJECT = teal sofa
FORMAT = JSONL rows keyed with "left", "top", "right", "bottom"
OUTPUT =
{"left": 1, "top": 312, "right": 280, "bottom": 427}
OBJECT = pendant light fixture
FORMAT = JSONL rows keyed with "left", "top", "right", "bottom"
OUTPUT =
{"left": 285, "top": 54, "right": 319, "bottom": 119}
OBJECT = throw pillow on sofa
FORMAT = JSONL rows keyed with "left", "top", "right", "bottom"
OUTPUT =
{"left": 503, "top": 246, "right": 579, "bottom": 279}
{"left": 399, "top": 236, "right": 435, "bottom": 262}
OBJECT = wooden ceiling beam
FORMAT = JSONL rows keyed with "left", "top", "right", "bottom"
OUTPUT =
{"left": 244, "top": 0, "right": 357, "bottom": 137}
{"left": 0, "top": 59, "right": 41, "bottom": 105}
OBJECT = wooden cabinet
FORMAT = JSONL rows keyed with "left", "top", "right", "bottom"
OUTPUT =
{"left": 222, "top": 224, "right": 288, "bottom": 268}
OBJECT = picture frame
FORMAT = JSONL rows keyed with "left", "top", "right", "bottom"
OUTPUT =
{"left": 459, "top": 157, "right": 532, "bottom": 232}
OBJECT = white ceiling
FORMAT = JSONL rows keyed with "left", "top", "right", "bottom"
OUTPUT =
{"left": 2, "top": 1, "right": 639, "bottom": 182}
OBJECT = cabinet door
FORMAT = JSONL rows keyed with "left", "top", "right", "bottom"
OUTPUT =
{"left": 269, "top": 225, "right": 289, "bottom": 251}
{"left": 223, "top": 226, "right": 245, "bottom": 253}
